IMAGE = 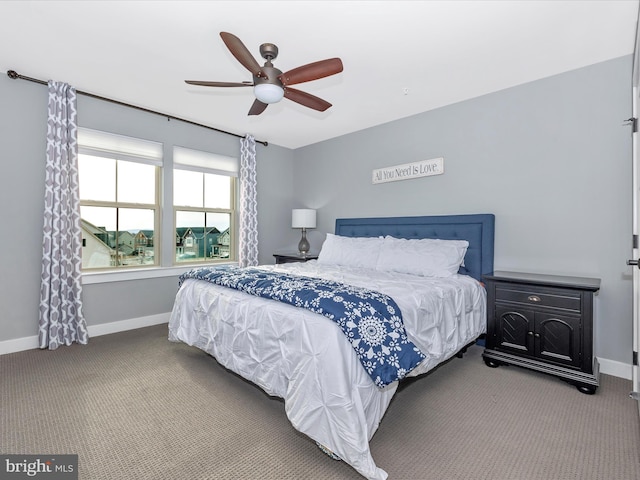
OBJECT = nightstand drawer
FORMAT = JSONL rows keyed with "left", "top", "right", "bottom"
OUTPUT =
{"left": 495, "top": 285, "right": 581, "bottom": 312}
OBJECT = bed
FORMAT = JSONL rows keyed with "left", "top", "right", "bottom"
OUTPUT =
{"left": 168, "top": 213, "right": 495, "bottom": 480}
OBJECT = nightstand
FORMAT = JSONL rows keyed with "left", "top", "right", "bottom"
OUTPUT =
{"left": 273, "top": 253, "right": 318, "bottom": 264}
{"left": 482, "top": 271, "right": 601, "bottom": 394}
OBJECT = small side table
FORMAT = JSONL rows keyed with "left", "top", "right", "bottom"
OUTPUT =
{"left": 273, "top": 253, "right": 318, "bottom": 264}
{"left": 482, "top": 271, "right": 600, "bottom": 394}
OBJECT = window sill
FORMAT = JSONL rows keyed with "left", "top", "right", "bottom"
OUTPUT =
{"left": 82, "top": 261, "right": 238, "bottom": 285}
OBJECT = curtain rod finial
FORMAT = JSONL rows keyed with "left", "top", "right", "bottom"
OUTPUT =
{"left": 7, "top": 70, "right": 18, "bottom": 79}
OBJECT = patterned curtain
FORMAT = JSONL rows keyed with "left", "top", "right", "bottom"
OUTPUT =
{"left": 39, "top": 80, "right": 89, "bottom": 350}
{"left": 238, "top": 135, "right": 258, "bottom": 267}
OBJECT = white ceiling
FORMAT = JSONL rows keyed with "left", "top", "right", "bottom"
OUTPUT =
{"left": 1, "top": 1, "right": 638, "bottom": 149}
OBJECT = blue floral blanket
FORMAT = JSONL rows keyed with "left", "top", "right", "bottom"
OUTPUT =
{"left": 179, "top": 266, "right": 426, "bottom": 387}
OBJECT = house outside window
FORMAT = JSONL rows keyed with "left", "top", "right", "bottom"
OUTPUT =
{"left": 78, "top": 128, "right": 161, "bottom": 270}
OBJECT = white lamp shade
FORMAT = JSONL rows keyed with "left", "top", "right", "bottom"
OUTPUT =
{"left": 254, "top": 84, "right": 285, "bottom": 104}
{"left": 292, "top": 209, "right": 316, "bottom": 229}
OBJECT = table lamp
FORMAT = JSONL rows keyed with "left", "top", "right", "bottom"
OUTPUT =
{"left": 292, "top": 209, "right": 316, "bottom": 255}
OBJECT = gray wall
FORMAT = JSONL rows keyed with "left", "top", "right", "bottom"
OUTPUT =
{"left": 293, "top": 55, "right": 633, "bottom": 365}
{"left": 0, "top": 73, "right": 294, "bottom": 340}
{"left": 1, "top": 55, "right": 633, "bottom": 368}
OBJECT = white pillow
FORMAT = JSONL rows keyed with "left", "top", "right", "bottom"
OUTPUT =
{"left": 376, "top": 236, "right": 469, "bottom": 277}
{"left": 317, "top": 233, "right": 383, "bottom": 269}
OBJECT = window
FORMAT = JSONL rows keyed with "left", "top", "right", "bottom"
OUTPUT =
{"left": 173, "top": 146, "right": 237, "bottom": 264}
{"left": 78, "top": 128, "right": 161, "bottom": 270}
{"left": 78, "top": 130, "right": 238, "bottom": 271}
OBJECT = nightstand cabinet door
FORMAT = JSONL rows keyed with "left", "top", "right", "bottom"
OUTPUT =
{"left": 495, "top": 305, "right": 534, "bottom": 354}
{"left": 536, "top": 312, "right": 581, "bottom": 368}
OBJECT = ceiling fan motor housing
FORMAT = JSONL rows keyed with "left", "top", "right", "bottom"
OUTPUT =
{"left": 254, "top": 65, "right": 284, "bottom": 88}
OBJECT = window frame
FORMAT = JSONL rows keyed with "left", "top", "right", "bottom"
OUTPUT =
{"left": 173, "top": 162, "right": 237, "bottom": 266}
{"left": 78, "top": 131, "right": 162, "bottom": 271}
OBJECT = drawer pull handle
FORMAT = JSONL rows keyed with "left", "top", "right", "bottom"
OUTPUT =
{"left": 527, "top": 295, "right": 541, "bottom": 302}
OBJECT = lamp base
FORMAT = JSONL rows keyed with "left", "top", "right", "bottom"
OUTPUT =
{"left": 298, "top": 228, "right": 310, "bottom": 256}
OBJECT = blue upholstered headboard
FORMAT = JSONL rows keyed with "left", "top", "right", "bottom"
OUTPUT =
{"left": 334, "top": 214, "right": 495, "bottom": 281}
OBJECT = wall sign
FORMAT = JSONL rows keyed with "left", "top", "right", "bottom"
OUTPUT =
{"left": 372, "top": 157, "right": 444, "bottom": 184}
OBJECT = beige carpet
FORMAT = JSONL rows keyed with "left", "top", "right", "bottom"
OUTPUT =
{"left": 1, "top": 324, "right": 638, "bottom": 480}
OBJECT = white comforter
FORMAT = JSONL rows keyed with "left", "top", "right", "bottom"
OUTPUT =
{"left": 168, "top": 261, "right": 486, "bottom": 479}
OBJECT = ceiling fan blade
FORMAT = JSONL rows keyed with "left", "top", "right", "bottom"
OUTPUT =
{"left": 284, "top": 87, "right": 332, "bottom": 112}
{"left": 248, "top": 99, "right": 268, "bottom": 116}
{"left": 220, "top": 32, "right": 263, "bottom": 77}
{"left": 185, "top": 80, "right": 253, "bottom": 87}
{"left": 279, "top": 58, "right": 343, "bottom": 86}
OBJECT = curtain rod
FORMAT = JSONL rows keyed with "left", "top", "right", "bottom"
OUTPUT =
{"left": 6, "top": 69, "right": 268, "bottom": 146}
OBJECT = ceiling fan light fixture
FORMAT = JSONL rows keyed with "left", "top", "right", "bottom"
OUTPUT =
{"left": 254, "top": 83, "right": 284, "bottom": 104}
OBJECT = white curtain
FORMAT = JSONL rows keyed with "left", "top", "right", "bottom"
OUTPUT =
{"left": 238, "top": 135, "right": 258, "bottom": 267}
{"left": 38, "top": 80, "right": 89, "bottom": 350}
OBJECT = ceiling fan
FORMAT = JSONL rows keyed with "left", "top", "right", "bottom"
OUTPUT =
{"left": 185, "top": 32, "right": 343, "bottom": 116}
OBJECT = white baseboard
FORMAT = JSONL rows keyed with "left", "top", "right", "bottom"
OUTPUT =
{"left": 598, "top": 356, "right": 633, "bottom": 380}
{"left": 87, "top": 312, "right": 170, "bottom": 337}
{"left": 0, "top": 313, "right": 170, "bottom": 356}
{"left": 0, "top": 335, "right": 39, "bottom": 355}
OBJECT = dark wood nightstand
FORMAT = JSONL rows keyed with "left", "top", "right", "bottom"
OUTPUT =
{"left": 273, "top": 253, "right": 319, "bottom": 264}
{"left": 482, "top": 271, "right": 601, "bottom": 394}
